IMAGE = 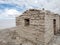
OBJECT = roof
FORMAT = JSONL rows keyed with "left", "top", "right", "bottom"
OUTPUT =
{"left": 17, "top": 9, "right": 60, "bottom": 18}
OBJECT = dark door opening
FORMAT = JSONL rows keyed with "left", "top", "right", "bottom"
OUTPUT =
{"left": 24, "top": 19, "right": 30, "bottom": 26}
{"left": 53, "top": 19, "right": 56, "bottom": 35}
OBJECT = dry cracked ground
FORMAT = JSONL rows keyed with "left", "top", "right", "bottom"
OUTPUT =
{"left": 0, "top": 29, "right": 60, "bottom": 45}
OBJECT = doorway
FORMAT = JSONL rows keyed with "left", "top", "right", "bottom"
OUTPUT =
{"left": 24, "top": 19, "right": 30, "bottom": 26}
{"left": 53, "top": 19, "right": 56, "bottom": 35}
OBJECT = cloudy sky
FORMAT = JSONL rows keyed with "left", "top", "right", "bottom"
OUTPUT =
{"left": 0, "top": 0, "right": 60, "bottom": 29}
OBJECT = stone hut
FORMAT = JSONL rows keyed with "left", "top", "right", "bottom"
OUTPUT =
{"left": 16, "top": 9, "right": 60, "bottom": 45}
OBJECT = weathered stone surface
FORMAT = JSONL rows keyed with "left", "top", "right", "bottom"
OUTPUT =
{"left": 16, "top": 9, "right": 60, "bottom": 45}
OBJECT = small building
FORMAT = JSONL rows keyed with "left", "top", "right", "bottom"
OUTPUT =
{"left": 16, "top": 9, "right": 60, "bottom": 45}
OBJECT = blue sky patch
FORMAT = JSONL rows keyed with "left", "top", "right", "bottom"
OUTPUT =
{"left": 0, "top": 3, "right": 25, "bottom": 11}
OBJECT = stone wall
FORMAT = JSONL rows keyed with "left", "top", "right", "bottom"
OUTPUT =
{"left": 16, "top": 9, "right": 46, "bottom": 45}
{"left": 16, "top": 9, "right": 60, "bottom": 45}
{"left": 44, "top": 11, "right": 60, "bottom": 45}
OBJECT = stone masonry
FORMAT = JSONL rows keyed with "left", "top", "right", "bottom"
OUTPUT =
{"left": 15, "top": 9, "right": 60, "bottom": 45}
